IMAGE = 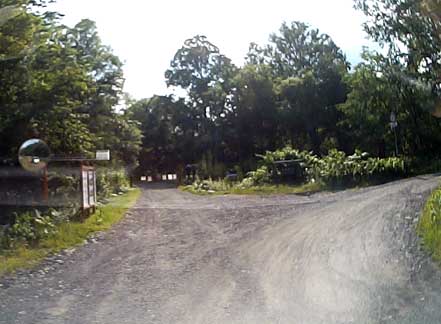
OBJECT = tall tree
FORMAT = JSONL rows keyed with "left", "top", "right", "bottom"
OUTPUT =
{"left": 165, "top": 35, "right": 237, "bottom": 169}
{"left": 354, "top": 0, "right": 441, "bottom": 155}
{"left": 128, "top": 96, "right": 194, "bottom": 174}
{"left": 355, "top": 0, "right": 441, "bottom": 90}
{"left": 338, "top": 54, "right": 397, "bottom": 156}
{"left": 260, "top": 22, "right": 350, "bottom": 153}
{"left": 0, "top": 2, "right": 140, "bottom": 164}
{"left": 229, "top": 63, "right": 280, "bottom": 160}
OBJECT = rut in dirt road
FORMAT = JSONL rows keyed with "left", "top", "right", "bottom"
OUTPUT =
{"left": 1, "top": 176, "right": 441, "bottom": 324}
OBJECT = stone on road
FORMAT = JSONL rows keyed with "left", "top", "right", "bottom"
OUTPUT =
{"left": 1, "top": 176, "right": 441, "bottom": 323}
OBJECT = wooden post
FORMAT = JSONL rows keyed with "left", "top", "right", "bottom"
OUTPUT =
{"left": 42, "top": 166, "right": 49, "bottom": 203}
{"left": 79, "top": 162, "right": 85, "bottom": 220}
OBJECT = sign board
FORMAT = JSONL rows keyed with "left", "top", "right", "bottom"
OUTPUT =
{"left": 88, "top": 171, "right": 95, "bottom": 206}
{"left": 82, "top": 169, "right": 89, "bottom": 208}
{"left": 96, "top": 150, "right": 110, "bottom": 161}
{"left": 81, "top": 166, "right": 97, "bottom": 214}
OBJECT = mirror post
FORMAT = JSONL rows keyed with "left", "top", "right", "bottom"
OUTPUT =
{"left": 42, "top": 166, "right": 48, "bottom": 203}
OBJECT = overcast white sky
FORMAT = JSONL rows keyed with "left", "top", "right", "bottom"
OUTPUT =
{"left": 48, "top": 0, "right": 374, "bottom": 99}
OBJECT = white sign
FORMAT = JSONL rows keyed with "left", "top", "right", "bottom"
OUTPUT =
{"left": 88, "top": 171, "right": 95, "bottom": 206}
{"left": 96, "top": 150, "right": 110, "bottom": 161}
{"left": 82, "top": 170, "right": 89, "bottom": 208}
{"left": 81, "top": 167, "right": 97, "bottom": 210}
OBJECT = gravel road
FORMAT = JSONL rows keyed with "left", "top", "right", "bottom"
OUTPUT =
{"left": 1, "top": 176, "right": 441, "bottom": 324}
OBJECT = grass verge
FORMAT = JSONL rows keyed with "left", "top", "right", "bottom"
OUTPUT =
{"left": 418, "top": 187, "right": 441, "bottom": 262}
{"left": 181, "top": 182, "right": 323, "bottom": 195}
{"left": 0, "top": 188, "right": 141, "bottom": 277}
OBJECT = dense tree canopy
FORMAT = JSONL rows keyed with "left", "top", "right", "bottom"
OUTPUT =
{"left": 352, "top": 0, "right": 441, "bottom": 156}
{"left": 3, "top": 0, "right": 441, "bottom": 179}
{"left": 131, "top": 22, "right": 351, "bottom": 176}
{"left": 0, "top": 1, "right": 141, "bottom": 164}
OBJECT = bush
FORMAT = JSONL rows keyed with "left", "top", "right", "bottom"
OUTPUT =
{"left": 184, "top": 147, "right": 407, "bottom": 193}
{"left": 1, "top": 210, "right": 57, "bottom": 249}
{"left": 241, "top": 147, "right": 406, "bottom": 188}
{"left": 96, "top": 168, "right": 130, "bottom": 200}
{"left": 188, "top": 178, "right": 233, "bottom": 193}
{"left": 246, "top": 166, "right": 270, "bottom": 185}
{"left": 313, "top": 149, "right": 405, "bottom": 187}
{"left": 405, "top": 156, "right": 441, "bottom": 175}
{"left": 418, "top": 187, "right": 441, "bottom": 261}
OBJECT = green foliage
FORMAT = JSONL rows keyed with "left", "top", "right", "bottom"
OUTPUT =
{"left": 181, "top": 180, "right": 323, "bottom": 196}
{"left": 355, "top": 0, "right": 441, "bottom": 86}
{"left": 133, "top": 22, "right": 351, "bottom": 175}
{"left": 188, "top": 178, "right": 233, "bottom": 193}
{"left": 128, "top": 96, "right": 194, "bottom": 174}
{"left": 418, "top": 187, "right": 441, "bottom": 262}
{"left": 351, "top": 0, "right": 441, "bottom": 157}
{"left": 2, "top": 210, "right": 56, "bottom": 248}
{"left": 406, "top": 156, "right": 441, "bottom": 175}
{"left": 0, "top": 3, "right": 141, "bottom": 164}
{"left": 313, "top": 149, "right": 405, "bottom": 186}
{"left": 245, "top": 166, "right": 271, "bottom": 186}
{"left": 96, "top": 168, "right": 130, "bottom": 199}
{"left": 0, "top": 189, "right": 141, "bottom": 276}
{"left": 238, "top": 146, "right": 406, "bottom": 188}
{"left": 338, "top": 58, "right": 395, "bottom": 155}
{"left": 48, "top": 172, "right": 79, "bottom": 202}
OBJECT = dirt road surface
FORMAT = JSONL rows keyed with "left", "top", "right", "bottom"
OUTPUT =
{"left": 2, "top": 176, "right": 441, "bottom": 323}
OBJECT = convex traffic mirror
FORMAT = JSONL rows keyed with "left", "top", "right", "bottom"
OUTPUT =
{"left": 18, "top": 139, "right": 51, "bottom": 172}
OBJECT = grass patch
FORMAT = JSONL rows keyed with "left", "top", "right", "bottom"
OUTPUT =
{"left": 418, "top": 187, "right": 441, "bottom": 262}
{"left": 181, "top": 181, "right": 324, "bottom": 195}
{"left": 0, "top": 188, "right": 141, "bottom": 277}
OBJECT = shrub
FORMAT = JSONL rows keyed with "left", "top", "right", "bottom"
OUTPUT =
{"left": 242, "top": 147, "right": 406, "bottom": 188}
{"left": 96, "top": 168, "right": 130, "bottom": 200}
{"left": 2, "top": 210, "right": 57, "bottom": 249}
{"left": 246, "top": 166, "right": 270, "bottom": 185}
{"left": 185, "top": 147, "right": 407, "bottom": 193}
{"left": 418, "top": 187, "right": 441, "bottom": 261}
{"left": 188, "top": 178, "right": 233, "bottom": 193}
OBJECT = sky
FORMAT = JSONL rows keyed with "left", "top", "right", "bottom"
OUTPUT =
{"left": 48, "top": 0, "right": 374, "bottom": 100}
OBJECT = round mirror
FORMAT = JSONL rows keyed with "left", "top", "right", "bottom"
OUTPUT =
{"left": 18, "top": 139, "right": 51, "bottom": 172}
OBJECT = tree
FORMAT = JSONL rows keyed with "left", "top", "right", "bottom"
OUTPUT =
{"left": 260, "top": 22, "right": 350, "bottom": 153}
{"left": 0, "top": 2, "right": 139, "bottom": 165}
{"left": 0, "top": 1, "right": 93, "bottom": 156}
{"left": 128, "top": 96, "right": 194, "bottom": 174}
{"left": 355, "top": 0, "right": 441, "bottom": 90}
{"left": 227, "top": 63, "right": 280, "bottom": 162}
{"left": 165, "top": 35, "right": 238, "bottom": 170}
{"left": 338, "top": 55, "right": 398, "bottom": 156}
{"left": 354, "top": 0, "right": 441, "bottom": 156}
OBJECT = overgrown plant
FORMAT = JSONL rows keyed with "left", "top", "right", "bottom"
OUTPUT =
{"left": 1, "top": 210, "right": 57, "bottom": 249}
{"left": 96, "top": 168, "right": 130, "bottom": 200}
{"left": 242, "top": 147, "right": 405, "bottom": 188}
{"left": 419, "top": 187, "right": 441, "bottom": 262}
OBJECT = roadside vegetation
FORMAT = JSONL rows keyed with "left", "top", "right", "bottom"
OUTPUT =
{"left": 182, "top": 147, "right": 406, "bottom": 195}
{"left": 419, "top": 187, "right": 441, "bottom": 262}
{"left": 0, "top": 188, "right": 140, "bottom": 277}
{"left": 181, "top": 180, "right": 323, "bottom": 196}
{"left": 0, "top": 167, "right": 138, "bottom": 276}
